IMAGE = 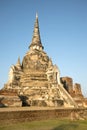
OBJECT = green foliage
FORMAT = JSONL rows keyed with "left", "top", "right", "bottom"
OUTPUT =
{"left": 0, "top": 119, "right": 87, "bottom": 130}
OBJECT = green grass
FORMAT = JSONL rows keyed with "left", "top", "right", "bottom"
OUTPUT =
{"left": 0, "top": 119, "right": 87, "bottom": 130}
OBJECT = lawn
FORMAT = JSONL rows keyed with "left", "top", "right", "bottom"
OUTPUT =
{"left": 0, "top": 119, "right": 87, "bottom": 130}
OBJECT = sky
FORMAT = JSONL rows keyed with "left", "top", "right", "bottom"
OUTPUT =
{"left": 0, "top": 0, "right": 87, "bottom": 96}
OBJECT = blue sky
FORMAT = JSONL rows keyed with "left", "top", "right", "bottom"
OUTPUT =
{"left": 0, "top": 0, "right": 87, "bottom": 96}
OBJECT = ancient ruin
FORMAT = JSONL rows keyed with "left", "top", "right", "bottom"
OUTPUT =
{"left": 0, "top": 14, "right": 87, "bottom": 108}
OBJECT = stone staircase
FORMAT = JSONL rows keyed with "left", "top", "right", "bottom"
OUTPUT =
{"left": 58, "top": 83, "right": 78, "bottom": 108}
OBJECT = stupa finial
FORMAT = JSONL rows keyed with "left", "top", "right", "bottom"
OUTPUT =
{"left": 29, "top": 13, "right": 44, "bottom": 50}
{"left": 36, "top": 12, "right": 38, "bottom": 18}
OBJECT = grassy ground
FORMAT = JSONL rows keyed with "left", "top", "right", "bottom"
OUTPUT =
{"left": 0, "top": 119, "right": 87, "bottom": 130}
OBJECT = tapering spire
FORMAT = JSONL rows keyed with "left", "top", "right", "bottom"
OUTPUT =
{"left": 16, "top": 57, "right": 21, "bottom": 69}
{"left": 29, "top": 13, "right": 44, "bottom": 50}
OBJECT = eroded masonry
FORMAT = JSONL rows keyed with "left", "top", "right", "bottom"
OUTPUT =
{"left": 0, "top": 14, "right": 87, "bottom": 107}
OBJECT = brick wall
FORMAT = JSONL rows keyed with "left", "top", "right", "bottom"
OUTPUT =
{"left": 0, "top": 108, "right": 86, "bottom": 124}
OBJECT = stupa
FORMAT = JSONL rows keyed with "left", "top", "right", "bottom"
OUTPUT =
{"left": 1, "top": 14, "right": 86, "bottom": 108}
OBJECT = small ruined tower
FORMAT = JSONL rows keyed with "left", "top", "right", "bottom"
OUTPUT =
{"left": 16, "top": 57, "right": 21, "bottom": 70}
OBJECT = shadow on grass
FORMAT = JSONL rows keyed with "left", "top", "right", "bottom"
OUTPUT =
{"left": 52, "top": 123, "right": 78, "bottom": 130}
